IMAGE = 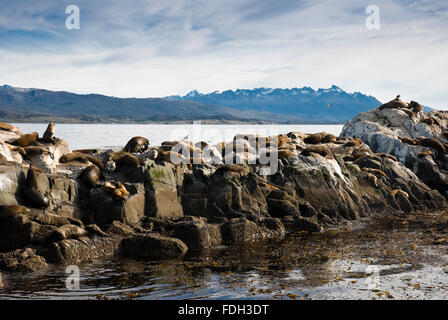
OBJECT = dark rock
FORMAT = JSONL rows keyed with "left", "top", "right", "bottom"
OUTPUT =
{"left": 119, "top": 235, "right": 188, "bottom": 259}
{"left": 0, "top": 248, "right": 47, "bottom": 272}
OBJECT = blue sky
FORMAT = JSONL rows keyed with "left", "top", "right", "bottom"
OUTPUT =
{"left": 0, "top": 0, "right": 447, "bottom": 108}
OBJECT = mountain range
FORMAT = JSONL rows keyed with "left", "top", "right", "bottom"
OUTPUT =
{"left": 0, "top": 84, "right": 399, "bottom": 124}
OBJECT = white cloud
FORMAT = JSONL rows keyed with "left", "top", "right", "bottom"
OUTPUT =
{"left": 0, "top": 0, "right": 447, "bottom": 108}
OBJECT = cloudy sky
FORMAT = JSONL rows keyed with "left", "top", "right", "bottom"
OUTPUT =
{"left": 0, "top": 0, "right": 447, "bottom": 107}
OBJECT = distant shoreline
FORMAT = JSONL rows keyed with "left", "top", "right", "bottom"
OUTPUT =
{"left": 4, "top": 119, "right": 347, "bottom": 125}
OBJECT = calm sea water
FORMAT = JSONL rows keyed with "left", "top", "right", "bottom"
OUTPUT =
{"left": 12, "top": 123, "right": 344, "bottom": 150}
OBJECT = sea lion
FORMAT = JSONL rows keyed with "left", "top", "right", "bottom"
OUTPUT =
{"left": 343, "top": 152, "right": 369, "bottom": 162}
{"left": 391, "top": 189, "right": 409, "bottom": 198}
{"left": 51, "top": 224, "right": 87, "bottom": 241}
{"left": 11, "top": 132, "right": 38, "bottom": 148}
{"left": 321, "top": 133, "right": 337, "bottom": 143}
{"left": 304, "top": 133, "right": 324, "bottom": 145}
{"left": 421, "top": 118, "right": 434, "bottom": 125}
{"left": 361, "top": 167, "right": 388, "bottom": 178}
{"left": 112, "top": 182, "right": 129, "bottom": 201}
{"left": 123, "top": 136, "right": 149, "bottom": 153}
{"left": 278, "top": 149, "right": 293, "bottom": 160}
{"left": 81, "top": 164, "right": 102, "bottom": 188}
{"left": 420, "top": 137, "right": 446, "bottom": 154}
{"left": 0, "top": 122, "right": 17, "bottom": 132}
{"left": 22, "top": 166, "right": 49, "bottom": 208}
{"left": 102, "top": 181, "right": 117, "bottom": 194}
{"left": 7, "top": 145, "right": 26, "bottom": 156}
{"left": 417, "top": 150, "right": 433, "bottom": 159}
{"left": 378, "top": 95, "right": 408, "bottom": 110}
{"left": 374, "top": 153, "right": 398, "bottom": 161}
{"left": 60, "top": 152, "right": 104, "bottom": 169}
{"left": 42, "top": 122, "right": 55, "bottom": 143}
{"left": 409, "top": 101, "right": 423, "bottom": 113}
{"left": 23, "top": 146, "right": 52, "bottom": 159}
{"left": 0, "top": 205, "right": 31, "bottom": 220}
{"left": 399, "top": 136, "right": 418, "bottom": 145}
{"left": 116, "top": 153, "right": 141, "bottom": 168}
{"left": 301, "top": 146, "right": 332, "bottom": 158}
{"left": 344, "top": 138, "right": 362, "bottom": 147}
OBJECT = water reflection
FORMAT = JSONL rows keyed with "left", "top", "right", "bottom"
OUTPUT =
{"left": 1, "top": 217, "right": 448, "bottom": 300}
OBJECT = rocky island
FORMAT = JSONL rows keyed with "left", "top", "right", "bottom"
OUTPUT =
{"left": 0, "top": 96, "right": 447, "bottom": 273}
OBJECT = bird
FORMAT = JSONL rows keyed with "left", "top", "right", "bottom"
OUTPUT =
{"left": 327, "top": 104, "right": 332, "bottom": 108}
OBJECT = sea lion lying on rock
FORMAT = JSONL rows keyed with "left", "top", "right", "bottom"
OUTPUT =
{"left": 51, "top": 224, "right": 87, "bottom": 241}
{"left": 301, "top": 146, "right": 332, "bottom": 158}
{"left": 419, "top": 137, "right": 447, "bottom": 154}
{"left": 421, "top": 117, "right": 441, "bottom": 126}
{"left": 344, "top": 138, "right": 362, "bottom": 147}
{"left": 123, "top": 136, "right": 149, "bottom": 153}
{"left": 23, "top": 146, "right": 53, "bottom": 159}
{"left": 156, "top": 151, "right": 187, "bottom": 165}
{"left": 378, "top": 95, "right": 408, "bottom": 110}
{"left": 0, "top": 122, "right": 19, "bottom": 132}
{"left": 72, "top": 149, "right": 99, "bottom": 154}
{"left": 11, "top": 132, "right": 38, "bottom": 148}
{"left": 399, "top": 136, "right": 418, "bottom": 145}
{"left": 7, "top": 145, "right": 26, "bottom": 156}
{"left": 60, "top": 152, "right": 105, "bottom": 169}
{"left": 304, "top": 133, "right": 334, "bottom": 145}
{"left": 0, "top": 205, "right": 31, "bottom": 220}
{"left": 374, "top": 153, "right": 398, "bottom": 161}
{"left": 391, "top": 189, "right": 409, "bottom": 198}
{"left": 361, "top": 167, "right": 388, "bottom": 178}
{"left": 22, "top": 166, "right": 49, "bottom": 208}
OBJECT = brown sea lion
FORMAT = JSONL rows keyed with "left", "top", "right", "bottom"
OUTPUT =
{"left": 408, "top": 101, "right": 423, "bottom": 113}
{"left": 81, "top": 164, "right": 102, "bottom": 188}
{"left": 398, "top": 136, "right": 418, "bottom": 145}
{"left": 42, "top": 122, "right": 55, "bottom": 143}
{"left": 7, "top": 145, "right": 26, "bottom": 156}
{"left": 301, "top": 146, "right": 332, "bottom": 158}
{"left": 378, "top": 95, "right": 408, "bottom": 110}
{"left": 421, "top": 118, "right": 434, "bottom": 125}
{"left": 60, "top": 152, "right": 105, "bottom": 169}
{"left": 417, "top": 150, "right": 433, "bottom": 158}
{"left": 116, "top": 153, "right": 141, "bottom": 168}
{"left": 361, "top": 167, "right": 388, "bottom": 178}
{"left": 11, "top": 132, "right": 38, "bottom": 148}
{"left": 23, "top": 146, "right": 52, "bottom": 158}
{"left": 22, "top": 166, "right": 49, "bottom": 208}
{"left": 0, "top": 205, "right": 31, "bottom": 220}
{"left": 391, "top": 189, "right": 409, "bottom": 198}
{"left": 344, "top": 138, "right": 362, "bottom": 147}
{"left": 123, "top": 136, "right": 149, "bottom": 153}
{"left": 374, "top": 153, "right": 398, "bottom": 161}
{"left": 0, "top": 123, "right": 17, "bottom": 132}
{"left": 420, "top": 137, "right": 446, "bottom": 154}
{"left": 112, "top": 182, "right": 129, "bottom": 201}
{"left": 321, "top": 133, "right": 337, "bottom": 143}
{"left": 51, "top": 224, "right": 87, "bottom": 241}
{"left": 304, "top": 133, "right": 324, "bottom": 144}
